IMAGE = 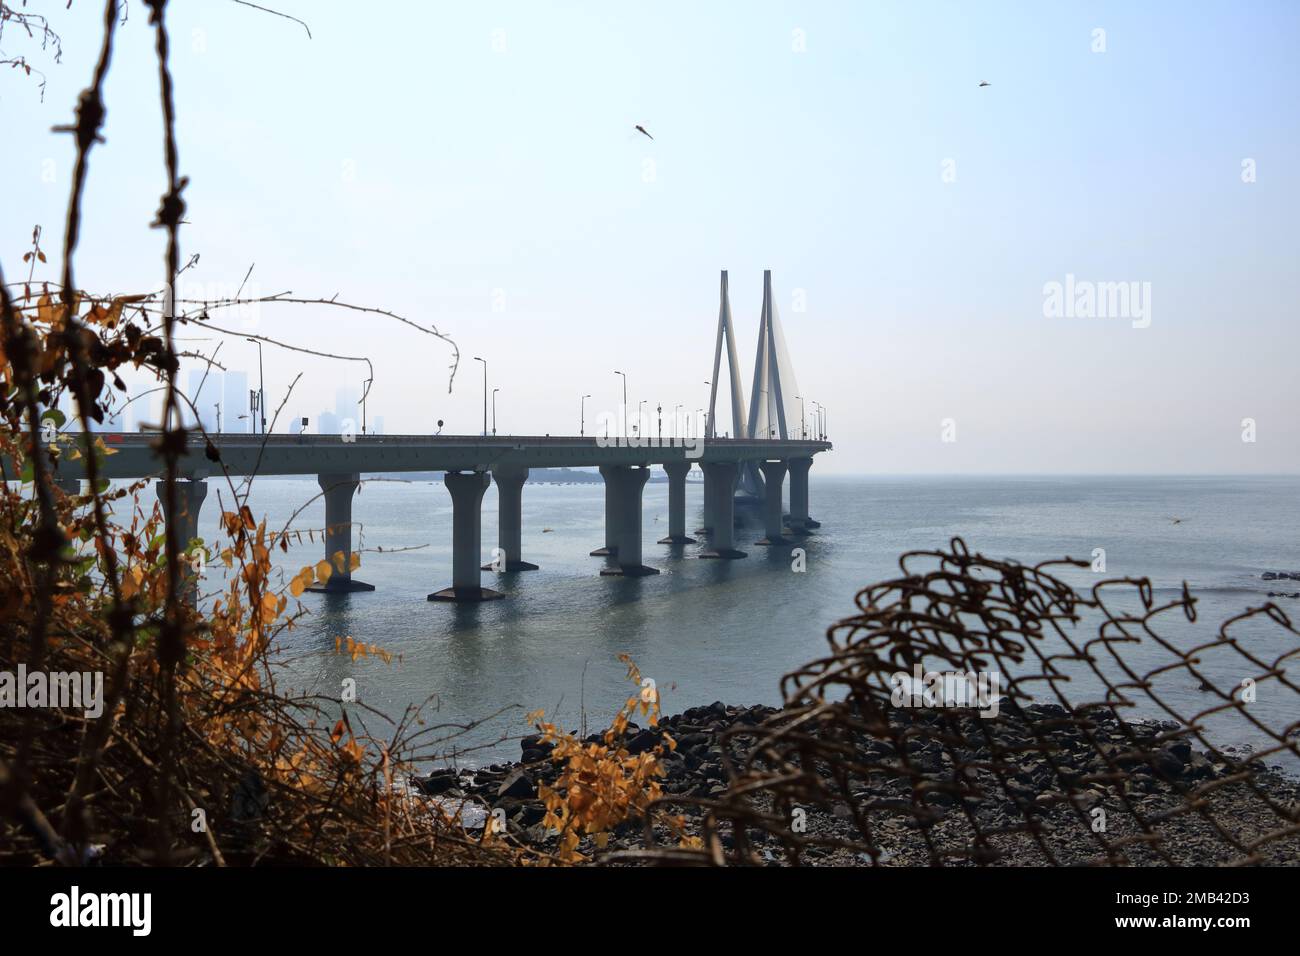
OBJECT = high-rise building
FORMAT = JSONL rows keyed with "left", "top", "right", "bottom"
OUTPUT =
{"left": 335, "top": 385, "right": 360, "bottom": 432}
{"left": 317, "top": 410, "right": 341, "bottom": 434}
{"left": 187, "top": 369, "right": 219, "bottom": 433}
{"left": 223, "top": 370, "right": 249, "bottom": 433}
{"left": 125, "top": 383, "right": 154, "bottom": 432}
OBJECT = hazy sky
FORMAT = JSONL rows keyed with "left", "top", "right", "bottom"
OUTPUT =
{"left": 6, "top": 0, "right": 1298, "bottom": 473}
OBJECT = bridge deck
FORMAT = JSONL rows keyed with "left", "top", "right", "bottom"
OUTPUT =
{"left": 47, "top": 433, "right": 832, "bottom": 480}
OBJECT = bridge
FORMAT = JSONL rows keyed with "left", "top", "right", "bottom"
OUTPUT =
{"left": 42, "top": 270, "right": 833, "bottom": 601}
{"left": 54, "top": 432, "right": 830, "bottom": 600}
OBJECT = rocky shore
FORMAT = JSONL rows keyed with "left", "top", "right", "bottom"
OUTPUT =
{"left": 413, "top": 701, "right": 1300, "bottom": 866}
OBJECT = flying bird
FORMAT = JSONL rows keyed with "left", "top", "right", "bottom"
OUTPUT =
{"left": 978, "top": 81, "right": 991, "bottom": 88}
{"left": 1169, "top": 517, "right": 1184, "bottom": 525}
{"left": 635, "top": 124, "right": 654, "bottom": 140}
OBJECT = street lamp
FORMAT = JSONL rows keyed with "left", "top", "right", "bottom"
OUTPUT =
{"left": 246, "top": 338, "right": 265, "bottom": 434}
{"left": 581, "top": 393, "right": 591, "bottom": 437}
{"left": 473, "top": 356, "right": 487, "bottom": 436}
{"left": 695, "top": 408, "right": 703, "bottom": 440}
{"left": 657, "top": 404, "right": 662, "bottom": 442}
{"left": 491, "top": 387, "right": 499, "bottom": 437}
{"left": 638, "top": 400, "right": 647, "bottom": 438}
{"left": 611, "top": 369, "right": 626, "bottom": 437}
{"left": 674, "top": 403, "right": 682, "bottom": 439}
{"left": 795, "top": 394, "right": 805, "bottom": 439}
{"left": 613, "top": 370, "right": 627, "bottom": 437}
{"left": 361, "top": 375, "right": 372, "bottom": 436}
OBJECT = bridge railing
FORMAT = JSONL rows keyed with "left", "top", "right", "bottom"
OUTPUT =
{"left": 89, "top": 432, "right": 832, "bottom": 449}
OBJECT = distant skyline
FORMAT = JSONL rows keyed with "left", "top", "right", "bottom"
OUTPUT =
{"left": 7, "top": 1, "right": 1299, "bottom": 473}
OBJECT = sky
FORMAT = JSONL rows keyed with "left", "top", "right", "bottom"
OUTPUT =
{"left": 4, "top": 0, "right": 1298, "bottom": 473}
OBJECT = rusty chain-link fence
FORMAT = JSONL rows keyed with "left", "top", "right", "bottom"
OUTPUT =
{"left": 624, "top": 538, "right": 1300, "bottom": 865}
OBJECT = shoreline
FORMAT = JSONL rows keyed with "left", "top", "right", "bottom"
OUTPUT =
{"left": 415, "top": 700, "right": 1300, "bottom": 866}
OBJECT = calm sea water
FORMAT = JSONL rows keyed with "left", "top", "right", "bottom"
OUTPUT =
{"left": 168, "top": 474, "right": 1300, "bottom": 767}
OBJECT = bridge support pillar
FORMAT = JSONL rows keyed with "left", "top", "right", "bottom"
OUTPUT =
{"left": 698, "top": 462, "right": 746, "bottom": 559}
{"left": 599, "top": 466, "right": 658, "bottom": 576}
{"left": 430, "top": 471, "right": 503, "bottom": 603}
{"left": 658, "top": 460, "right": 696, "bottom": 545}
{"left": 155, "top": 479, "right": 209, "bottom": 604}
{"left": 590, "top": 466, "right": 622, "bottom": 557}
{"left": 483, "top": 466, "right": 538, "bottom": 572}
{"left": 696, "top": 460, "right": 723, "bottom": 535}
{"left": 786, "top": 456, "right": 818, "bottom": 532}
{"left": 307, "top": 473, "right": 375, "bottom": 593}
{"left": 755, "top": 460, "right": 791, "bottom": 546}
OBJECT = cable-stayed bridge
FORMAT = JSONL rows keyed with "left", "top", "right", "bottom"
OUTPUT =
{"left": 35, "top": 272, "right": 831, "bottom": 601}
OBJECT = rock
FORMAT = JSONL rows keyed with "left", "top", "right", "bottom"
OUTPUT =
{"left": 231, "top": 769, "right": 269, "bottom": 821}
{"left": 678, "top": 732, "right": 710, "bottom": 752}
{"left": 1186, "top": 751, "right": 1214, "bottom": 779}
{"left": 700, "top": 762, "right": 726, "bottom": 782}
{"left": 414, "top": 769, "right": 458, "bottom": 795}
{"left": 497, "top": 769, "right": 536, "bottom": 800}
{"left": 625, "top": 729, "right": 660, "bottom": 755}
{"left": 1152, "top": 747, "right": 1186, "bottom": 777}
{"left": 1129, "top": 772, "right": 1157, "bottom": 793}
{"left": 513, "top": 802, "right": 545, "bottom": 827}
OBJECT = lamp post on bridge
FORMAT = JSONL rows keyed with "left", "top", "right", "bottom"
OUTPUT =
{"left": 246, "top": 338, "right": 265, "bottom": 434}
{"left": 702, "top": 380, "right": 710, "bottom": 438}
{"left": 637, "top": 400, "right": 646, "bottom": 439}
{"left": 695, "top": 408, "right": 703, "bottom": 440}
{"left": 795, "top": 394, "right": 805, "bottom": 439}
{"left": 614, "top": 370, "right": 627, "bottom": 437}
{"left": 473, "top": 356, "right": 487, "bottom": 437}
{"left": 492, "top": 387, "right": 499, "bottom": 437}
{"left": 362, "top": 375, "right": 371, "bottom": 436}
{"left": 657, "top": 404, "right": 662, "bottom": 443}
{"left": 674, "top": 404, "right": 682, "bottom": 440}
{"left": 581, "top": 393, "right": 591, "bottom": 437}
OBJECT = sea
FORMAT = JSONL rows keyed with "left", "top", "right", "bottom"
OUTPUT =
{"left": 165, "top": 474, "right": 1300, "bottom": 770}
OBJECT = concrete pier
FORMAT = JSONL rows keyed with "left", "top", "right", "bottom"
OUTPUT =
{"left": 658, "top": 460, "right": 696, "bottom": 545}
{"left": 696, "top": 460, "right": 721, "bottom": 535}
{"left": 786, "top": 456, "right": 817, "bottom": 533}
{"left": 698, "top": 462, "right": 746, "bottom": 559}
{"left": 755, "top": 460, "right": 791, "bottom": 546}
{"left": 429, "top": 470, "right": 503, "bottom": 602}
{"left": 155, "top": 479, "right": 209, "bottom": 603}
{"left": 600, "top": 465, "right": 659, "bottom": 576}
{"left": 590, "top": 466, "right": 621, "bottom": 557}
{"left": 483, "top": 466, "right": 539, "bottom": 572}
{"left": 155, "top": 479, "right": 208, "bottom": 547}
{"left": 307, "top": 472, "right": 375, "bottom": 593}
